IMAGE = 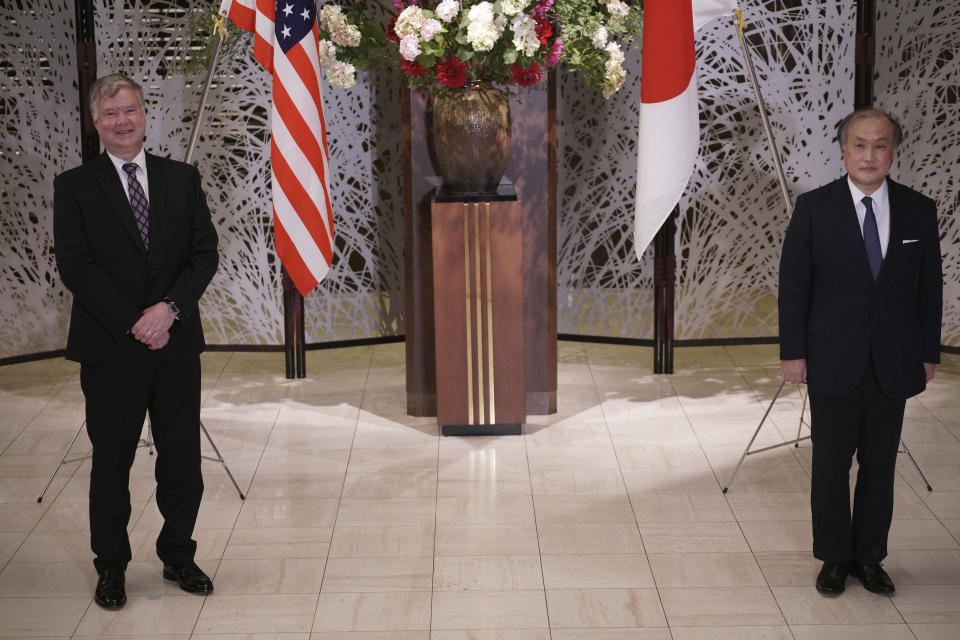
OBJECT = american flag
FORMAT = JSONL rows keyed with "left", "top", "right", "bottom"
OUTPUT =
{"left": 219, "top": 0, "right": 334, "bottom": 295}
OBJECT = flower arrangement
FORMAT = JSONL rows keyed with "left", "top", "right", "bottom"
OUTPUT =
{"left": 316, "top": 4, "right": 387, "bottom": 89}
{"left": 386, "top": 0, "right": 642, "bottom": 97}
{"left": 181, "top": 1, "right": 640, "bottom": 97}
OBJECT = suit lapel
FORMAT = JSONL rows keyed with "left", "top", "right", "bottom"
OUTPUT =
{"left": 92, "top": 152, "right": 149, "bottom": 257}
{"left": 880, "top": 177, "right": 905, "bottom": 282}
{"left": 145, "top": 153, "right": 165, "bottom": 264}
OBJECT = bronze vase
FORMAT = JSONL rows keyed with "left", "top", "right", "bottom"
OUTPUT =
{"left": 427, "top": 83, "right": 511, "bottom": 195}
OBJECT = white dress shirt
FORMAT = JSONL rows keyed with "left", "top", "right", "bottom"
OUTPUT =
{"left": 847, "top": 176, "right": 890, "bottom": 258}
{"left": 106, "top": 149, "right": 149, "bottom": 207}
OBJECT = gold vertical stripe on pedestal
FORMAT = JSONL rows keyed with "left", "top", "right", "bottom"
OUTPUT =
{"left": 484, "top": 202, "right": 496, "bottom": 425}
{"left": 463, "top": 204, "right": 474, "bottom": 425}
{"left": 473, "top": 203, "right": 486, "bottom": 423}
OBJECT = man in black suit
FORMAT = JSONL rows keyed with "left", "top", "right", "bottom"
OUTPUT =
{"left": 779, "top": 108, "right": 942, "bottom": 595}
{"left": 54, "top": 74, "right": 219, "bottom": 609}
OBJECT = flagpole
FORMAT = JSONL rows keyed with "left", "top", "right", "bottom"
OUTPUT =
{"left": 652, "top": 207, "right": 676, "bottom": 374}
{"left": 733, "top": 9, "right": 792, "bottom": 214}
{"left": 183, "top": 15, "right": 227, "bottom": 164}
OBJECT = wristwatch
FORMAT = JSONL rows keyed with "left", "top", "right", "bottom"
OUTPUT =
{"left": 163, "top": 297, "right": 181, "bottom": 320}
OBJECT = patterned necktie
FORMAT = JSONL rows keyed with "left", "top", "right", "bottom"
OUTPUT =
{"left": 122, "top": 162, "right": 150, "bottom": 250}
{"left": 862, "top": 196, "right": 882, "bottom": 280}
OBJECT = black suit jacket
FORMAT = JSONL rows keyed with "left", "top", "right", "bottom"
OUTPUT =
{"left": 779, "top": 176, "right": 942, "bottom": 399}
{"left": 54, "top": 152, "right": 219, "bottom": 364}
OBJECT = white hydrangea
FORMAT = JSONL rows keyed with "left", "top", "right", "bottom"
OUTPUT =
{"left": 510, "top": 14, "right": 539, "bottom": 57}
{"left": 435, "top": 0, "right": 460, "bottom": 23}
{"left": 318, "top": 5, "right": 346, "bottom": 33}
{"left": 602, "top": 61, "right": 626, "bottom": 97}
{"left": 395, "top": 5, "right": 426, "bottom": 38}
{"left": 591, "top": 26, "right": 608, "bottom": 49}
{"left": 331, "top": 23, "right": 362, "bottom": 48}
{"left": 468, "top": 20, "right": 500, "bottom": 51}
{"left": 499, "top": 0, "right": 528, "bottom": 17}
{"left": 603, "top": 42, "right": 626, "bottom": 97}
{"left": 467, "top": 2, "right": 495, "bottom": 25}
{"left": 606, "top": 0, "right": 630, "bottom": 19}
{"left": 605, "top": 41, "right": 624, "bottom": 66}
{"left": 399, "top": 34, "right": 422, "bottom": 61}
{"left": 327, "top": 60, "right": 356, "bottom": 89}
{"left": 420, "top": 18, "right": 442, "bottom": 42}
{"left": 317, "top": 39, "right": 338, "bottom": 67}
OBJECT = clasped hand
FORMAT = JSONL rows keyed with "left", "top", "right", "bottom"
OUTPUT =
{"left": 131, "top": 302, "right": 175, "bottom": 350}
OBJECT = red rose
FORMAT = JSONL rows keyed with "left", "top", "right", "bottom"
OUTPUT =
{"left": 386, "top": 17, "right": 399, "bottom": 42}
{"left": 402, "top": 59, "right": 428, "bottom": 77}
{"left": 534, "top": 17, "right": 553, "bottom": 46}
{"left": 510, "top": 62, "right": 542, "bottom": 87}
{"left": 436, "top": 57, "right": 468, "bottom": 88}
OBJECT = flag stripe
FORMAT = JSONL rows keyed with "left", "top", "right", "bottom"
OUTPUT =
{"left": 272, "top": 155, "right": 331, "bottom": 283}
{"left": 275, "top": 215, "right": 323, "bottom": 294}
{"left": 274, "top": 42, "right": 330, "bottom": 179}
{"left": 221, "top": 0, "right": 333, "bottom": 296}
{"left": 271, "top": 118, "right": 334, "bottom": 258}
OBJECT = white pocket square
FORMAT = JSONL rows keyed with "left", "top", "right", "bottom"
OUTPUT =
{"left": 902, "top": 239, "right": 920, "bottom": 244}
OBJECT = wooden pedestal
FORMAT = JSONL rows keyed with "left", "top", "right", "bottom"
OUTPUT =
{"left": 404, "top": 83, "right": 557, "bottom": 418}
{"left": 432, "top": 196, "right": 525, "bottom": 434}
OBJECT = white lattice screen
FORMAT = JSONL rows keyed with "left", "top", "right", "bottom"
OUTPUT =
{"left": 1, "top": 0, "right": 957, "bottom": 359}
{"left": 0, "top": 1, "right": 79, "bottom": 357}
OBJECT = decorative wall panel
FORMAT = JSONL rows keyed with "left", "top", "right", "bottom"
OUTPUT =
{"left": 5, "top": 1, "right": 954, "bottom": 358}
{"left": 876, "top": 2, "right": 960, "bottom": 348}
{"left": 557, "top": 0, "right": 855, "bottom": 340}
{"left": 0, "top": 1, "right": 79, "bottom": 359}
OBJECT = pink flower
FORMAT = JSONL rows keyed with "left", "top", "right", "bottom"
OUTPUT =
{"left": 531, "top": 0, "right": 554, "bottom": 18}
{"left": 393, "top": 0, "right": 403, "bottom": 11}
{"left": 399, "top": 34, "right": 421, "bottom": 61}
{"left": 420, "top": 18, "right": 442, "bottom": 42}
{"left": 545, "top": 37, "right": 563, "bottom": 66}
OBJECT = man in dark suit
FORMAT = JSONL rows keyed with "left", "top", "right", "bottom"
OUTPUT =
{"left": 779, "top": 108, "right": 942, "bottom": 595}
{"left": 54, "top": 74, "right": 219, "bottom": 609}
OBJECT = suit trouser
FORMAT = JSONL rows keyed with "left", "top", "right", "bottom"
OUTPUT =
{"left": 808, "top": 358, "right": 905, "bottom": 564}
{"left": 80, "top": 354, "right": 203, "bottom": 574}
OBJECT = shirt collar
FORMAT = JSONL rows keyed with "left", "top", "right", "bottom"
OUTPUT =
{"left": 847, "top": 175, "right": 889, "bottom": 210}
{"left": 106, "top": 148, "right": 147, "bottom": 176}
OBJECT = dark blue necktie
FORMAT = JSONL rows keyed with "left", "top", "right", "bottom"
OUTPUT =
{"left": 122, "top": 163, "right": 150, "bottom": 250}
{"left": 862, "top": 196, "right": 881, "bottom": 280}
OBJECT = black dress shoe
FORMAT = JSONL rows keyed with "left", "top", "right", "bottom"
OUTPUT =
{"left": 94, "top": 568, "right": 127, "bottom": 609}
{"left": 163, "top": 561, "right": 214, "bottom": 594}
{"left": 816, "top": 561, "right": 849, "bottom": 594}
{"left": 851, "top": 562, "right": 895, "bottom": 594}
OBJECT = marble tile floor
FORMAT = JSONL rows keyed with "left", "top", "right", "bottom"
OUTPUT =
{"left": 0, "top": 343, "right": 958, "bottom": 639}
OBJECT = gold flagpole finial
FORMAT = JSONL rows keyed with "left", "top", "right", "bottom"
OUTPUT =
{"left": 212, "top": 12, "right": 228, "bottom": 40}
{"left": 733, "top": 8, "right": 748, "bottom": 44}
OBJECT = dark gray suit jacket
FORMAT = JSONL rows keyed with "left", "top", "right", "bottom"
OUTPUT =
{"left": 54, "top": 152, "right": 219, "bottom": 364}
{"left": 778, "top": 176, "right": 942, "bottom": 399}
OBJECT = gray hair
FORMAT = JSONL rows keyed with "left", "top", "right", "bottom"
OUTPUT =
{"left": 837, "top": 108, "right": 904, "bottom": 149}
{"left": 88, "top": 73, "right": 145, "bottom": 121}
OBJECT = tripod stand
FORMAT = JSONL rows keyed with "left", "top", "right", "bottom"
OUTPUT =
{"left": 37, "top": 418, "right": 245, "bottom": 503}
{"left": 722, "top": 379, "right": 933, "bottom": 493}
